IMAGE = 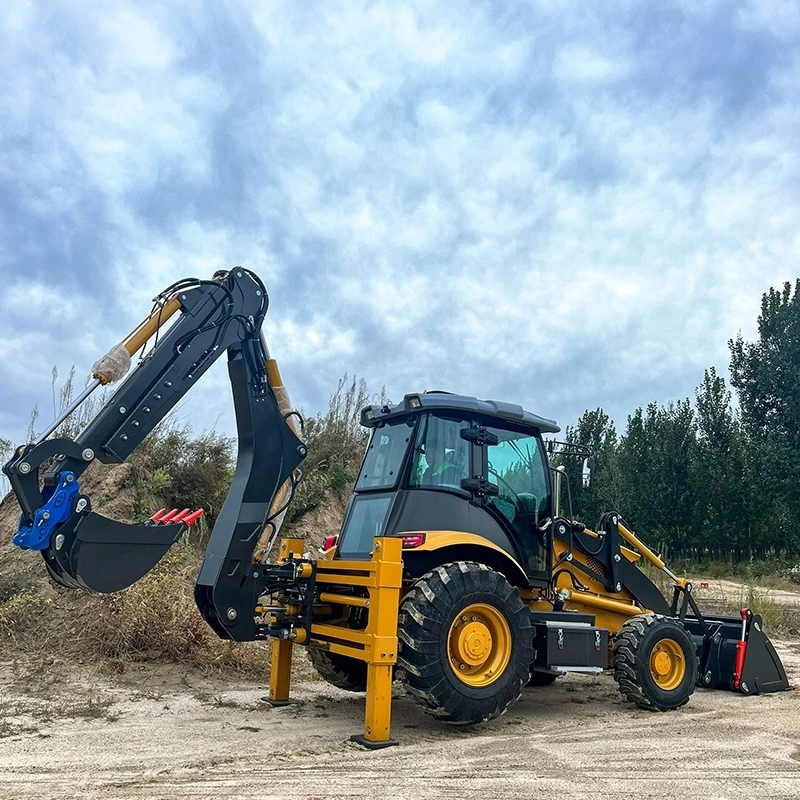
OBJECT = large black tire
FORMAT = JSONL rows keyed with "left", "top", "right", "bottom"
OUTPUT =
{"left": 397, "top": 562, "right": 534, "bottom": 725}
{"left": 528, "top": 670, "right": 559, "bottom": 686}
{"left": 307, "top": 648, "right": 367, "bottom": 692}
{"left": 612, "top": 614, "right": 697, "bottom": 711}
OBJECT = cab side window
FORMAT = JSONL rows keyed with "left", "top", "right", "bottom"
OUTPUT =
{"left": 410, "top": 416, "right": 471, "bottom": 490}
{"left": 486, "top": 429, "right": 547, "bottom": 526}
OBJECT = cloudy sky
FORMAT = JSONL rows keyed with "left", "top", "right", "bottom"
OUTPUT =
{"left": 1, "top": 0, "right": 798, "bottom": 449}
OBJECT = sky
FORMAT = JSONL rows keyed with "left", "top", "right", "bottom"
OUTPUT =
{"left": 1, "top": 0, "right": 799, "bottom": 450}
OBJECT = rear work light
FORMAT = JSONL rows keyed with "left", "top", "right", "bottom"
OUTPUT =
{"left": 399, "top": 533, "right": 426, "bottom": 549}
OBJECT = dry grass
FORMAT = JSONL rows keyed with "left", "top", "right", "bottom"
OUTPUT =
{"left": 0, "top": 373, "right": 373, "bottom": 679}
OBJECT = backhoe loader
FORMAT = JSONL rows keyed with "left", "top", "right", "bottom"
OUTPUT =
{"left": 3, "top": 268, "right": 790, "bottom": 747}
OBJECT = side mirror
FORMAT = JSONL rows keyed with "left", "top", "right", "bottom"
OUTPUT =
{"left": 582, "top": 456, "right": 595, "bottom": 489}
{"left": 461, "top": 427, "right": 499, "bottom": 446}
{"left": 461, "top": 477, "right": 500, "bottom": 497}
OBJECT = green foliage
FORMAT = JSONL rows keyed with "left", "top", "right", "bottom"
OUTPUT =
{"left": 289, "top": 374, "right": 375, "bottom": 522}
{"left": 128, "top": 425, "right": 235, "bottom": 526}
{"left": 730, "top": 279, "right": 800, "bottom": 552}
{"left": 616, "top": 399, "right": 696, "bottom": 548}
{"left": 561, "top": 277, "right": 800, "bottom": 562}
{"left": 561, "top": 408, "right": 620, "bottom": 526}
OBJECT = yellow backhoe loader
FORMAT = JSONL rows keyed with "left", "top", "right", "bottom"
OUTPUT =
{"left": 3, "top": 268, "right": 789, "bottom": 748}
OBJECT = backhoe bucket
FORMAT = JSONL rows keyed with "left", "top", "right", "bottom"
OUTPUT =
{"left": 45, "top": 512, "right": 186, "bottom": 593}
{"left": 43, "top": 511, "right": 186, "bottom": 593}
{"left": 683, "top": 612, "right": 790, "bottom": 695}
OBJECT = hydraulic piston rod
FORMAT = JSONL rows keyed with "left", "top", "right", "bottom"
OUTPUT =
{"left": 36, "top": 296, "right": 182, "bottom": 445}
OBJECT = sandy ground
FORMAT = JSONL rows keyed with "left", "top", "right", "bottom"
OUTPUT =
{"left": 1, "top": 641, "right": 800, "bottom": 800}
{"left": 694, "top": 579, "right": 800, "bottom": 608}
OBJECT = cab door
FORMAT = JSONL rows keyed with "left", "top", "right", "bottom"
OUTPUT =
{"left": 480, "top": 424, "right": 552, "bottom": 581}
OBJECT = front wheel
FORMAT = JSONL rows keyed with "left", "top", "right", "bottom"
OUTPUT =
{"left": 397, "top": 562, "right": 534, "bottom": 725}
{"left": 612, "top": 614, "right": 697, "bottom": 711}
{"left": 528, "top": 670, "right": 559, "bottom": 686}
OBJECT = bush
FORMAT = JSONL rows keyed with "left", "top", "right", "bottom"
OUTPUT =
{"left": 0, "top": 592, "right": 52, "bottom": 641}
{"left": 127, "top": 425, "right": 235, "bottom": 527}
{"left": 288, "top": 375, "right": 377, "bottom": 522}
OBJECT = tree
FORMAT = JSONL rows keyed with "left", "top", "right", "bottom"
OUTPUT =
{"left": 616, "top": 400, "right": 697, "bottom": 552}
{"left": 730, "top": 279, "right": 800, "bottom": 553}
{"left": 561, "top": 408, "right": 620, "bottom": 527}
{"left": 692, "top": 368, "right": 750, "bottom": 556}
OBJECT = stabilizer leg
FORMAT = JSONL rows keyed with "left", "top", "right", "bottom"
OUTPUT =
{"left": 351, "top": 663, "right": 397, "bottom": 749}
{"left": 265, "top": 538, "right": 304, "bottom": 706}
{"left": 350, "top": 537, "right": 402, "bottom": 749}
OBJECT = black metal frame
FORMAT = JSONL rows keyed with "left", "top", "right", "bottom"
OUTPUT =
{"left": 3, "top": 269, "right": 306, "bottom": 639}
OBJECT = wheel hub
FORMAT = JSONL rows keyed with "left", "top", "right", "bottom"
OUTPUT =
{"left": 447, "top": 603, "right": 511, "bottom": 688}
{"left": 649, "top": 639, "right": 686, "bottom": 691}
{"left": 456, "top": 622, "right": 493, "bottom": 664}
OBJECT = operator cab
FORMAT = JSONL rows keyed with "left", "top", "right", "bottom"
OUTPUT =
{"left": 334, "top": 392, "right": 560, "bottom": 587}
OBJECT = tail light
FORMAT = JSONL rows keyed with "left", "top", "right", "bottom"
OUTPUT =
{"left": 322, "top": 535, "right": 337, "bottom": 551}
{"left": 400, "top": 533, "right": 426, "bottom": 548}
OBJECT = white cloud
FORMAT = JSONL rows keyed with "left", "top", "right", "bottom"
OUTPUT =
{"left": 1, "top": 0, "right": 799, "bottom": 449}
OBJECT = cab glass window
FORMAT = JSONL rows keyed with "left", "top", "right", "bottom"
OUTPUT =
{"left": 356, "top": 418, "right": 415, "bottom": 490}
{"left": 337, "top": 494, "right": 393, "bottom": 558}
{"left": 410, "top": 415, "right": 471, "bottom": 491}
{"left": 486, "top": 428, "right": 548, "bottom": 525}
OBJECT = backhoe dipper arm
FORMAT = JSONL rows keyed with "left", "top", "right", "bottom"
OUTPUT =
{"left": 3, "top": 269, "right": 306, "bottom": 640}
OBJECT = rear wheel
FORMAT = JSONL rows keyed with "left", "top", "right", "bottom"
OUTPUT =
{"left": 307, "top": 648, "right": 367, "bottom": 692}
{"left": 612, "top": 614, "right": 697, "bottom": 711}
{"left": 397, "top": 562, "right": 534, "bottom": 725}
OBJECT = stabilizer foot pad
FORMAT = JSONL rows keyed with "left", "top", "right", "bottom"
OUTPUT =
{"left": 259, "top": 697, "right": 299, "bottom": 707}
{"left": 350, "top": 734, "right": 399, "bottom": 750}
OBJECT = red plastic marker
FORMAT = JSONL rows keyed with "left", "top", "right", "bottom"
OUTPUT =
{"left": 182, "top": 509, "right": 205, "bottom": 527}
{"left": 160, "top": 509, "right": 180, "bottom": 523}
{"left": 732, "top": 608, "right": 749, "bottom": 691}
{"left": 149, "top": 508, "right": 167, "bottom": 523}
{"left": 171, "top": 508, "right": 191, "bottom": 523}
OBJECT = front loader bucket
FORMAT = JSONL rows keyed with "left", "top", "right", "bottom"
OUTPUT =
{"left": 683, "top": 613, "right": 790, "bottom": 695}
{"left": 44, "top": 512, "right": 185, "bottom": 593}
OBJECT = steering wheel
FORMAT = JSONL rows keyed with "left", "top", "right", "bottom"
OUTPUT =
{"left": 488, "top": 468, "right": 540, "bottom": 521}
{"left": 488, "top": 467, "right": 521, "bottom": 502}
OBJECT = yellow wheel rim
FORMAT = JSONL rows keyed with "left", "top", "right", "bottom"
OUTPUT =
{"left": 448, "top": 603, "right": 511, "bottom": 687}
{"left": 649, "top": 638, "right": 686, "bottom": 691}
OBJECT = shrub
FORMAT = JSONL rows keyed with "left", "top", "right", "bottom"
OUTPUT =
{"left": 289, "top": 375, "right": 377, "bottom": 522}
{"left": 127, "top": 425, "right": 235, "bottom": 527}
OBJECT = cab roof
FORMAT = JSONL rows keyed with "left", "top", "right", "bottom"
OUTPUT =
{"left": 360, "top": 391, "right": 560, "bottom": 434}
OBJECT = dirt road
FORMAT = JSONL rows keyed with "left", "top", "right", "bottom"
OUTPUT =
{"left": 1, "top": 642, "right": 799, "bottom": 800}
{"left": 694, "top": 579, "right": 800, "bottom": 608}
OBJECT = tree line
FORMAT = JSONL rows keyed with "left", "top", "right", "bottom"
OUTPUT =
{"left": 560, "top": 279, "right": 800, "bottom": 562}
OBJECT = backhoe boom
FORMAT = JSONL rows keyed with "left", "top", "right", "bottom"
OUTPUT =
{"left": 3, "top": 268, "right": 306, "bottom": 639}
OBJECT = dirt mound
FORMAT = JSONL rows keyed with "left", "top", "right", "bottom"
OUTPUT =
{"left": 0, "top": 461, "right": 134, "bottom": 593}
{"left": 284, "top": 487, "right": 348, "bottom": 552}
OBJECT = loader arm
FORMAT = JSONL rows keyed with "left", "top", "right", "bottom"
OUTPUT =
{"left": 3, "top": 268, "right": 306, "bottom": 641}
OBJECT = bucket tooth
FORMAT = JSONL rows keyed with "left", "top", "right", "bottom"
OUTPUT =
{"left": 183, "top": 509, "right": 205, "bottom": 527}
{"left": 172, "top": 508, "right": 191, "bottom": 523}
